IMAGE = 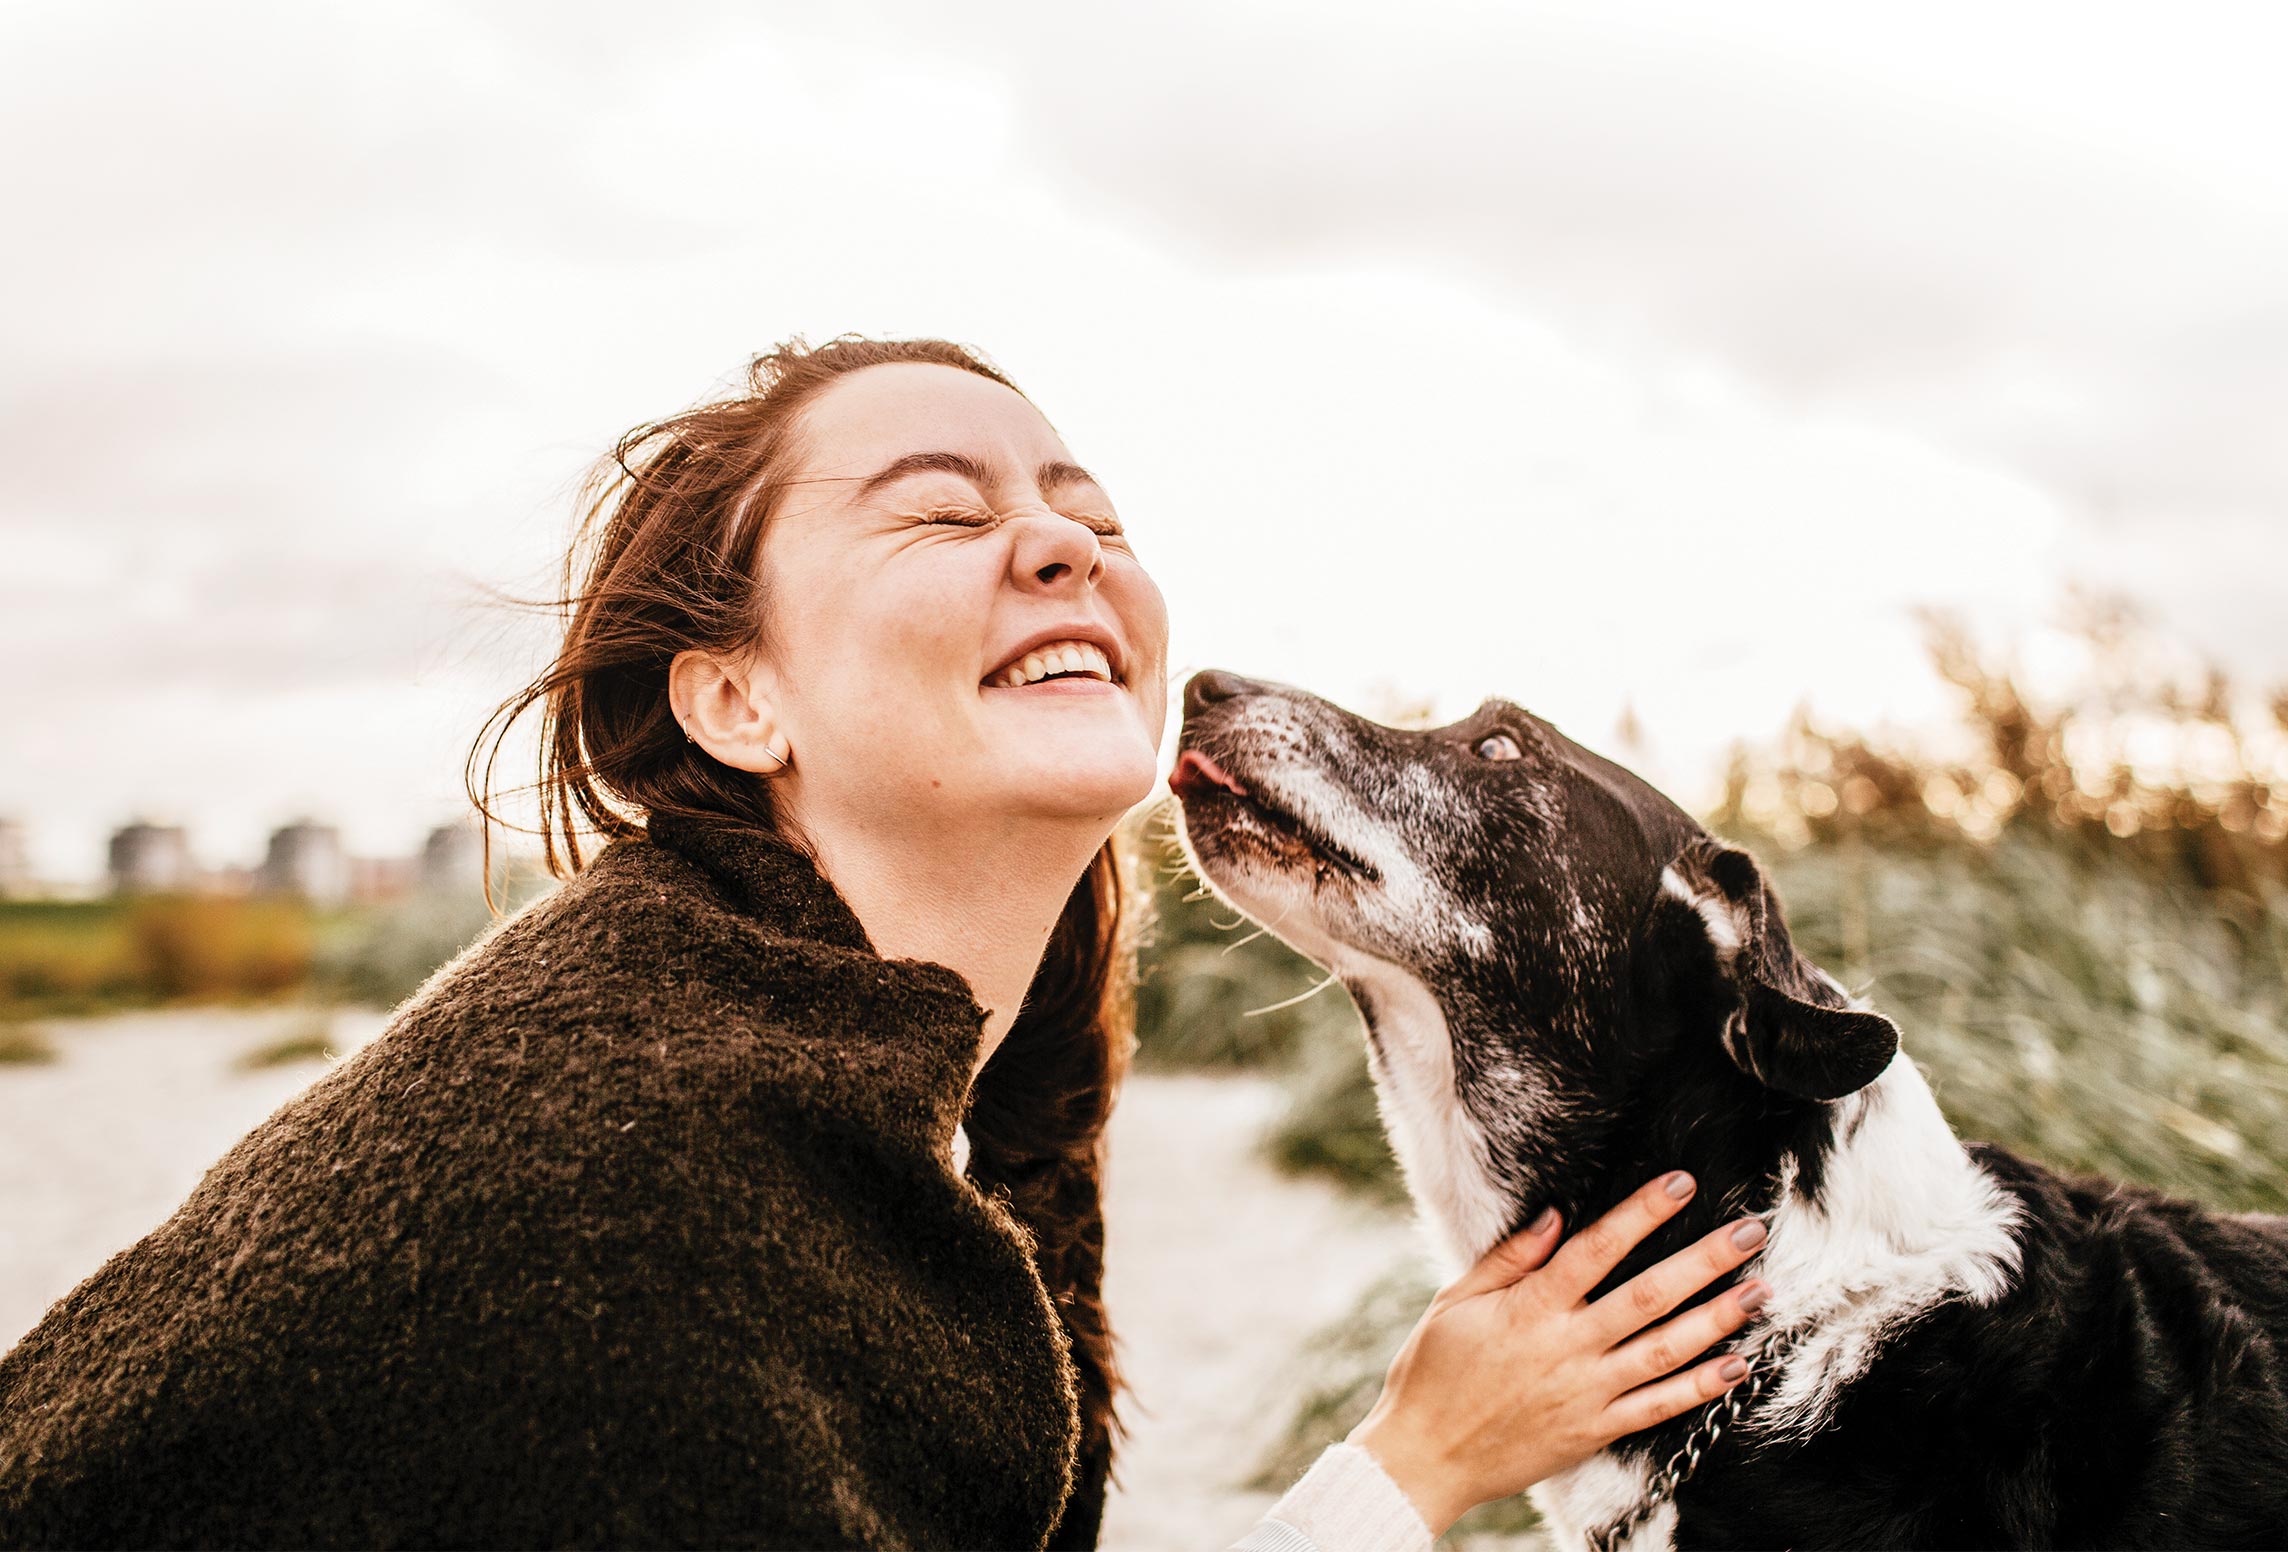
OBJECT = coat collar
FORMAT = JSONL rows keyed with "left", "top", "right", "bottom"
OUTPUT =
{"left": 638, "top": 809, "right": 992, "bottom": 1135}
{"left": 637, "top": 811, "right": 999, "bottom": 1350}
{"left": 644, "top": 808, "right": 879, "bottom": 955}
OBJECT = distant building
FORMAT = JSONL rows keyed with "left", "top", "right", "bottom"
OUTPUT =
{"left": 419, "top": 819, "right": 488, "bottom": 899}
{"left": 0, "top": 818, "right": 30, "bottom": 898}
{"left": 109, "top": 821, "right": 195, "bottom": 895}
{"left": 259, "top": 820, "right": 350, "bottom": 906}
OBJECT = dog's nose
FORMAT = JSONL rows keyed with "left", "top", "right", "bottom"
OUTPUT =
{"left": 1185, "top": 669, "right": 1273, "bottom": 716}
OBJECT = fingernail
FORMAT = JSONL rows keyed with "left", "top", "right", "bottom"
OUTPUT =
{"left": 1663, "top": 1171, "right": 1695, "bottom": 1200}
{"left": 1731, "top": 1219, "right": 1767, "bottom": 1251}
{"left": 1736, "top": 1281, "right": 1770, "bottom": 1314}
{"left": 1529, "top": 1206, "right": 1559, "bottom": 1234}
{"left": 1720, "top": 1356, "right": 1749, "bottom": 1382}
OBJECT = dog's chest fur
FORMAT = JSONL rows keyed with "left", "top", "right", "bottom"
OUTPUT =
{"left": 1343, "top": 978, "right": 2026, "bottom": 1549}
{"left": 1341, "top": 953, "right": 1521, "bottom": 1272}
{"left": 1533, "top": 1055, "right": 2020, "bottom": 1548}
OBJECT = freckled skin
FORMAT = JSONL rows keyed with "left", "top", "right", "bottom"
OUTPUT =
{"left": 751, "top": 363, "right": 1171, "bottom": 839}
{"left": 676, "top": 361, "right": 1175, "bottom": 1065}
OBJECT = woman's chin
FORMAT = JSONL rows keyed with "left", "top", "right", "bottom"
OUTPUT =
{"left": 992, "top": 740, "right": 1161, "bottom": 822}
{"left": 974, "top": 690, "right": 1164, "bottom": 816}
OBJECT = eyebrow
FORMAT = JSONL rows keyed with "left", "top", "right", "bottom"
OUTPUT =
{"left": 852, "top": 450, "right": 1105, "bottom": 503}
{"left": 1036, "top": 460, "right": 1101, "bottom": 493}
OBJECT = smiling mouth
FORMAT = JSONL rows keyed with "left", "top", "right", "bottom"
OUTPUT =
{"left": 985, "top": 675, "right": 1118, "bottom": 692}
{"left": 983, "top": 638, "right": 1122, "bottom": 690}
{"left": 1170, "top": 750, "right": 1378, "bottom": 880}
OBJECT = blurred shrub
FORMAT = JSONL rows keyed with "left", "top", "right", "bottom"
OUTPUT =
{"left": 310, "top": 852, "right": 557, "bottom": 1009}
{"left": 1712, "top": 595, "right": 2288, "bottom": 891}
{"left": 1262, "top": 1028, "right": 1407, "bottom": 1206}
{"left": 1128, "top": 800, "right": 1364, "bottom": 1071}
{"left": 311, "top": 891, "right": 502, "bottom": 1010}
{"left": 0, "top": 896, "right": 315, "bottom": 1014}
{"left": 130, "top": 895, "right": 312, "bottom": 1000}
{"left": 0, "top": 901, "right": 144, "bottom": 1011}
{"left": 0, "top": 861, "right": 547, "bottom": 1018}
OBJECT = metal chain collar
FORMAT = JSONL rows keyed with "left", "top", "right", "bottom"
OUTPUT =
{"left": 1584, "top": 1323, "right": 1809, "bottom": 1552}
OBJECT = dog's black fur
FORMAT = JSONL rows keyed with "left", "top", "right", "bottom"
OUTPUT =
{"left": 1174, "top": 671, "right": 2288, "bottom": 1549}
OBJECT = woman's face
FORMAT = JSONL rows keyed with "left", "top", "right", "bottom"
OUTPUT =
{"left": 750, "top": 363, "right": 1169, "bottom": 836}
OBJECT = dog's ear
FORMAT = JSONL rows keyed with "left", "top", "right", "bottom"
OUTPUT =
{"left": 1653, "top": 838, "right": 1897, "bottom": 1101}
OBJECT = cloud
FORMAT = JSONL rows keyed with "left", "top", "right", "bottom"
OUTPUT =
{"left": 828, "top": 0, "right": 2288, "bottom": 641}
{"left": 4, "top": 0, "right": 2282, "bottom": 880}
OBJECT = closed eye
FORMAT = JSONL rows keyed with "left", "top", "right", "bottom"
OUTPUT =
{"left": 919, "top": 505, "right": 997, "bottom": 528}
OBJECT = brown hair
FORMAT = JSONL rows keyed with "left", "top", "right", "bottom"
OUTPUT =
{"left": 466, "top": 336, "right": 1129, "bottom": 1531}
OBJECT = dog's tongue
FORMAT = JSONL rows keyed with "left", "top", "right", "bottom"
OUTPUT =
{"left": 1170, "top": 749, "right": 1249, "bottom": 800}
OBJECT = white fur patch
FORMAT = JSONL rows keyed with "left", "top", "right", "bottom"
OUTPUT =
{"left": 1537, "top": 1052, "right": 2021, "bottom": 1544}
{"left": 1279, "top": 762, "right": 1498, "bottom": 960}
{"left": 1339, "top": 951, "right": 1517, "bottom": 1274}
{"left": 1748, "top": 1051, "right": 2023, "bottom": 1438}
{"left": 1535, "top": 1449, "right": 1672, "bottom": 1552}
{"left": 1660, "top": 864, "right": 1741, "bottom": 964}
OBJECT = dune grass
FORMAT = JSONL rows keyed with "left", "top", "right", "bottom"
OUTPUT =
{"left": 0, "top": 865, "right": 547, "bottom": 1024}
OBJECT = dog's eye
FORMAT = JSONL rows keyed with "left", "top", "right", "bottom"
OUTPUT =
{"left": 1474, "top": 733, "right": 1524, "bottom": 762}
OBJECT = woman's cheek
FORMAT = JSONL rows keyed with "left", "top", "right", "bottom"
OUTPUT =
{"left": 1126, "top": 569, "right": 1173, "bottom": 713}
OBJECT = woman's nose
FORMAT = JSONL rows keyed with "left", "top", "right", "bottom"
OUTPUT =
{"left": 1007, "top": 508, "right": 1105, "bottom": 592}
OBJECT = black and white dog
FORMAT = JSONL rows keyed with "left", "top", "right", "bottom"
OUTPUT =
{"left": 1171, "top": 670, "right": 2288, "bottom": 1550}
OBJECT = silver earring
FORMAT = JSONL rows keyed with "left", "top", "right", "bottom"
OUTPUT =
{"left": 758, "top": 743, "right": 788, "bottom": 773}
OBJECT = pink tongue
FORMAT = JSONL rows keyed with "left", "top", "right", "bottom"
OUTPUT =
{"left": 1170, "top": 749, "right": 1249, "bottom": 799}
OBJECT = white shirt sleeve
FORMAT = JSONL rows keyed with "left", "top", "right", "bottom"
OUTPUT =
{"left": 1225, "top": 1442, "right": 1436, "bottom": 1552}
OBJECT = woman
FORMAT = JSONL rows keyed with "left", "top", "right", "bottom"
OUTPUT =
{"left": 0, "top": 337, "right": 1770, "bottom": 1550}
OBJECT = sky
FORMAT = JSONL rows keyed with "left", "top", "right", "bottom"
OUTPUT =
{"left": 3, "top": 1, "right": 2284, "bottom": 884}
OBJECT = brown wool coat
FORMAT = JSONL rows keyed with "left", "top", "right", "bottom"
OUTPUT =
{"left": 0, "top": 812, "right": 1093, "bottom": 1550}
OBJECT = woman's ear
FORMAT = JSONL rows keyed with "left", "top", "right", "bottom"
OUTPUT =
{"left": 1652, "top": 838, "right": 1897, "bottom": 1102}
{"left": 669, "top": 648, "right": 792, "bottom": 775}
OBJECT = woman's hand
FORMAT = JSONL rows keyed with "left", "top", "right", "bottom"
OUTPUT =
{"left": 1345, "top": 1171, "right": 1770, "bottom": 1536}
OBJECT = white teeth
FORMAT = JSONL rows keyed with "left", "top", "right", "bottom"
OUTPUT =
{"left": 989, "top": 639, "right": 1117, "bottom": 688}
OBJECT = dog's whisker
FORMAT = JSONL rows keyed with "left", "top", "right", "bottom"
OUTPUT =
{"left": 1224, "top": 891, "right": 1307, "bottom": 961}
{"left": 1219, "top": 925, "right": 1270, "bottom": 956}
{"left": 1241, "top": 970, "right": 1340, "bottom": 1018}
